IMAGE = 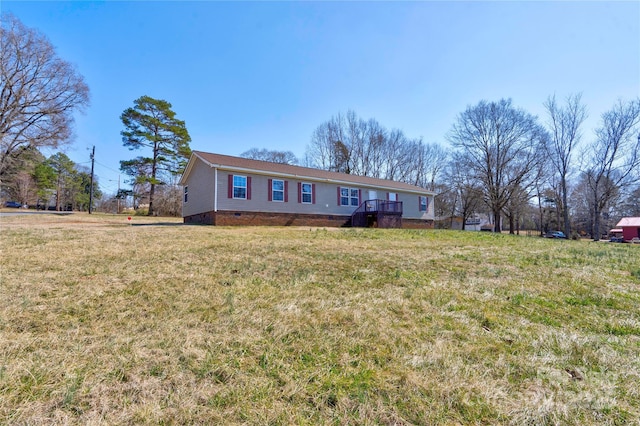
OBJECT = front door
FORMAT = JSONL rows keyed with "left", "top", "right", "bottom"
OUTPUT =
{"left": 368, "top": 190, "right": 377, "bottom": 200}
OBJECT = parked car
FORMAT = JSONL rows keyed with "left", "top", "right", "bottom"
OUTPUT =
{"left": 609, "top": 236, "right": 625, "bottom": 243}
{"left": 4, "top": 201, "right": 22, "bottom": 208}
{"left": 545, "top": 231, "right": 567, "bottom": 239}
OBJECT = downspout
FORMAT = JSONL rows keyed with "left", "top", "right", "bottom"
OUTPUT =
{"left": 214, "top": 167, "right": 218, "bottom": 212}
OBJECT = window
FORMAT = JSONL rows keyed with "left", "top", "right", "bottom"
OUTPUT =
{"left": 272, "top": 179, "right": 284, "bottom": 201}
{"left": 340, "top": 187, "right": 360, "bottom": 206}
{"left": 301, "top": 183, "right": 313, "bottom": 204}
{"left": 233, "top": 175, "right": 247, "bottom": 199}
{"left": 419, "top": 195, "right": 429, "bottom": 212}
{"left": 228, "top": 174, "right": 251, "bottom": 200}
{"left": 350, "top": 188, "right": 359, "bottom": 206}
{"left": 298, "top": 182, "right": 315, "bottom": 204}
{"left": 268, "top": 179, "right": 288, "bottom": 202}
{"left": 183, "top": 186, "right": 188, "bottom": 203}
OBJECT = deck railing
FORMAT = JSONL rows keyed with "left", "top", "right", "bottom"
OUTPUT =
{"left": 350, "top": 199, "right": 403, "bottom": 228}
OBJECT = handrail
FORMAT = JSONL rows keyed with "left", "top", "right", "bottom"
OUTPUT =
{"left": 352, "top": 199, "right": 403, "bottom": 214}
{"left": 350, "top": 199, "right": 403, "bottom": 228}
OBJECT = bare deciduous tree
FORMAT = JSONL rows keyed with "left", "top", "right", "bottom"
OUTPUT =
{"left": 305, "top": 112, "right": 348, "bottom": 173}
{"left": 448, "top": 99, "right": 547, "bottom": 232}
{"left": 0, "top": 13, "right": 89, "bottom": 179}
{"left": 582, "top": 98, "right": 640, "bottom": 241}
{"left": 240, "top": 148, "right": 298, "bottom": 165}
{"left": 503, "top": 184, "right": 530, "bottom": 235}
{"left": 151, "top": 184, "right": 182, "bottom": 217}
{"left": 410, "top": 142, "right": 449, "bottom": 191}
{"left": 447, "top": 156, "right": 483, "bottom": 230}
{"left": 544, "top": 93, "right": 587, "bottom": 237}
{"left": 13, "top": 170, "right": 34, "bottom": 206}
{"left": 380, "top": 129, "right": 413, "bottom": 182}
{"left": 619, "top": 185, "right": 640, "bottom": 217}
{"left": 305, "top": 110, "right": 448, "bottom": 191}
{"left": 432, "top": 182, "right": 456, "bottom": 228}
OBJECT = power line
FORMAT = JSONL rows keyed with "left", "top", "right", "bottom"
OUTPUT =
{"left": 95, "top": 160, "right": 121, "bottom": 173}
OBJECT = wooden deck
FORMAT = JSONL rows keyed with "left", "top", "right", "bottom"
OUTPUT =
{"left": 350, "top": 199, "right": 403, "bottom": 228}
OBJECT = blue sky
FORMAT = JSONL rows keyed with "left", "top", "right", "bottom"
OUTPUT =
{"left": 3, "top": 1, "right": 639, "bottom": 194}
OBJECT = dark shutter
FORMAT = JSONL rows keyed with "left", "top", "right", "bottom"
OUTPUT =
{"left": 284, "top": 181, "right": 289, "bottom": 202}
{"left": 298, "top": 182, "right": 302, "bottom": 203}
{"left": 268, "top": 179, "right": 273, "bottom": 201}
{"left": 228, "top": 174, "right": 233, "bottom": 198}
{"left": 312, "top": 184, "right": 316, "bottom": 204}
{"left": 247, "top": 177, "right": 252, "bottom": 200}
{"left": 337, "top": 187, "right": 341, "bottom": 205}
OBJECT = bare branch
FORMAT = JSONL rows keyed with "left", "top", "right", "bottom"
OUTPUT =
{"left": 581, "top": 98, "right": 640, "bottom": 240}
{"left": 0, "top": 13, "right": 89, "bottom": 178}
{"left": 240, "top": 148, "right": 298, "bottom": 165}
{"left": 447, "top": 99, "right": 548, "bottom": 233}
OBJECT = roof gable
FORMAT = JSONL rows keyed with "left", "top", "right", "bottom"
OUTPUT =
{"left": 181, "top": 151, "right": 435, "bottom": 195}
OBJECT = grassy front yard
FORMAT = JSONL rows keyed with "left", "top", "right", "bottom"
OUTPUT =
{"left": 1, "top": 213, "right": 639, "bottom": 424}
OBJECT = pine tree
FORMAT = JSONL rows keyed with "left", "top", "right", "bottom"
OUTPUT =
{"left": 120, "top": 96, "right": 191, "bottom": 216}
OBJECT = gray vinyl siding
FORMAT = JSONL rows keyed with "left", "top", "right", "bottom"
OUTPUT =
{"left": 397, "top": 192, "right": 434, "bottom": 220}
{"left": 217, "top": 172, "right": 348, "bottom": 216}
{"left": 181, "top": 158, "right": 215, "bottom": 217}
{"left": 215, "top": 170, "right": 435, "bottom": 220}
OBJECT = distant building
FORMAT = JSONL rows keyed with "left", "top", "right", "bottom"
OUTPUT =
{"left": 615, "top": 217, "right": 640, "bottom": 242}
{"left": 465, "top": 214, "right": 492, "bottom": 231}
{"left": 609, "top": 228, "right": 623, "bottom": 237}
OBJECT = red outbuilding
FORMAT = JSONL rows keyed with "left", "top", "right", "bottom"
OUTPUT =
{"left": 615, "top": 217, "right": 640, "bottom": 242}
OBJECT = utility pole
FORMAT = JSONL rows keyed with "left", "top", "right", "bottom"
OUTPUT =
{"left": 89, "top": 145, "right": 95, "bottom": 214}
{"left": 116, "top": 174, "right": 121, "bottom": 214}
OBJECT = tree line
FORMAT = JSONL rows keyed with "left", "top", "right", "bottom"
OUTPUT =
{"left": 282, "top": 94, "right": 640, "bottom": 239}
{"left": 244, "top": 97, "right": 640, "bottom": 240}
{"left": 1, "top": 13, "right": 94, "bottom": 211}
{"left": 1, "top": 146, "right": 101, "bottom": 211}
{"left": 1, "top": 14, "right": 191, "bottom": 216}
{"left": 2, "top": 13, "right": 639, "bottom": 237}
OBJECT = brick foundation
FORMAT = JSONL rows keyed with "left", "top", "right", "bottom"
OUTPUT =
{"left": 185, "top": 210, "right": 350, "bottom": 227}
{"left": 183, "top": 211, "right": 215, "bottom": 225}
{"left": 184, "top": 210, "right": 434, "bottom": 229}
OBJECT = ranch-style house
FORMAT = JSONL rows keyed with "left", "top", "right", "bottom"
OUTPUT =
{"left": 179, "top": 151, "right": 435, "bottom": 228}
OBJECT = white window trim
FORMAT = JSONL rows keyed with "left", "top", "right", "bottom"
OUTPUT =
{"left": 340, "top": 187, "right": 359, "bottom": 207}
{"left": 340, "top": 187, "right": 349, "bottom": 206}
{"left": 301, "top": 182, "right": 313, "bottom": 204}
{"left": 233, "top": 175, "right": 247, "bottom": 199}
{"left": 272, "top": 179, "right": 284, "bottom": 202}
{"left": 350, "top": 188, "right": 359, "bottom": 207}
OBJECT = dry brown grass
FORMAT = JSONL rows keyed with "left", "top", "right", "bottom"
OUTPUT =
{"left": 1, "top": 213, "right": 639, "bottom": 424}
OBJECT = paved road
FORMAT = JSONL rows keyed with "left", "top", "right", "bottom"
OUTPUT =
{"left": 0, "top": 210, "right": 73, "bottom": 217}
